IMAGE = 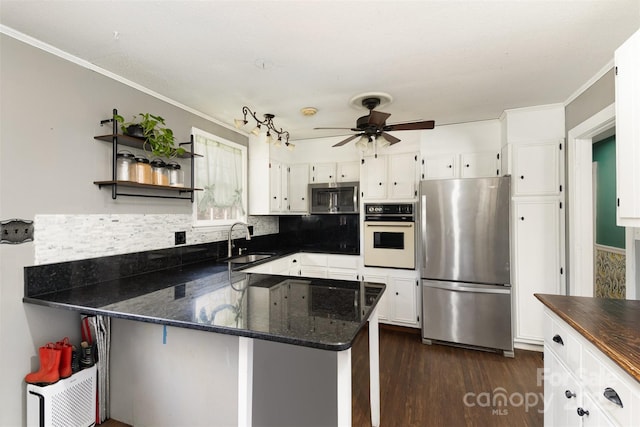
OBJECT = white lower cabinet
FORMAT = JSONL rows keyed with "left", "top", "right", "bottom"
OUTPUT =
{"left": 543, "top": 309, "right": 637, "bottom": 427}
{"left": 362, "top": 268, "right": 419, "bottom": 328}
{"left": 513, "top": 198, "right": 564, "bottom": 345}
{"left": 245, "top": 255, "right": 419, "bottom": 328}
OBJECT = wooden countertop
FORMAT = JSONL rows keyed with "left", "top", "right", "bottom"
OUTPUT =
{"left": 535, "top": 294, "right": 640, "bottom": 383}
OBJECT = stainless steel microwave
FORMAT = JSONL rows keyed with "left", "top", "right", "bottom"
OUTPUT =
{"left": 309, "top": 182, "right": 359, "bottom": 214}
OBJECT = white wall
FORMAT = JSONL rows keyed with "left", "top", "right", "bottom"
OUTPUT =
{"left": 0, "top": 33, "right": 249, "bottom": 426}
{"left": 420, "top": 119, "right": 501, "bottom": 154}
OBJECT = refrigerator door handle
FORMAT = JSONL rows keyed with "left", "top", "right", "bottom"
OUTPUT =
{"left": 420, "top": 194, "right": 427, "bottom": 266}
{"left": 423, "top": 281, "right": 511, "bottom": 295}
{"left": 364, "top": 223, "right": 413, "bottom": 228}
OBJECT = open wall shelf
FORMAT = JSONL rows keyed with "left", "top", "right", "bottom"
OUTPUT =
{"left": 94, "top": 108, "right": 202, "bottom": 201}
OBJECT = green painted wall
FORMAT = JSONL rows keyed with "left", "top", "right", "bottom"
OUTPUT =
{"left": 593, "top": 136, "right": 625, "bottom": 249}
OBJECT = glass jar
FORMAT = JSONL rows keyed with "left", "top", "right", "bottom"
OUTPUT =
{"left": 134, "top": 156, "right": 152, "bottom": 184}
{"left": 150, "top": 159, "right": 169, "bottom": 186}
{"left": 116, "top": 151, "right": 135, "bottom": 181}
{"left": 167, "top": 162, "right": 184, "bottom": 187}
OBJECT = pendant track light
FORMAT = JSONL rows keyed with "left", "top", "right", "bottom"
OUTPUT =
{"left": 235, "top": 106, "right": 294, "bottom": 150}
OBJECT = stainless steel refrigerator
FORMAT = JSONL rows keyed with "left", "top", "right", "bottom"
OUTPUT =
{"left": 420, "top": 176, "right": 513, "bottom": 356}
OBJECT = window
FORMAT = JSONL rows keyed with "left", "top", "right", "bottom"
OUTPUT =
{"left": 192, "top": 127, "right": 247, "bottom": 227}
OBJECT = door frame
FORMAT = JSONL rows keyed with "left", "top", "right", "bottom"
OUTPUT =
{"left": 567, "top": 104, "right": 613, "bottom": 297}
{"left": 567, "top": 103, "right": 635, "bottom": 299}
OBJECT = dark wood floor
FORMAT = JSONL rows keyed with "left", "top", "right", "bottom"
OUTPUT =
{"left": 352, "top": 325, "right": 544, "bottom": 427}
{"left": 102, "top": 325, "right": 543, "bottom": 427}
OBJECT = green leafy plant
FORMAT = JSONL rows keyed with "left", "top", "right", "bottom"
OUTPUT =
{"left": 114, "top": 113, "right": 185, "bottom": 159}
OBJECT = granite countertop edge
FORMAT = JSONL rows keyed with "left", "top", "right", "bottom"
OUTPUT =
{"left": 535, "top": 293, "right": 640, "bottom": 383}
{"left": 23, "top": 294, "right": 367, "bottom": 352}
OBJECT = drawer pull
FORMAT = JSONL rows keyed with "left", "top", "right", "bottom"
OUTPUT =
{"left": 564, "top": 390, "right": 576, "bottom": 399}
{"left": 576, "top": 407, "right": 590, "bottom": 417}
{"left": 552, "top": 334, "right": 564, "bottom": 345}
{"left": 603, "top": 387, "right": 624, "bottom": 408}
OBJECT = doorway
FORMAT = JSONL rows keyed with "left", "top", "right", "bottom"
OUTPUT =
{"left": 592, "top": 134, "right": 626, "bottom": 298}
{"left": 568, "top": 103, "right": 636, "bottom": 299}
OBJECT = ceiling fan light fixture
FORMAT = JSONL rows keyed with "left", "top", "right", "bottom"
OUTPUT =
{"left": 377, "top": 135, "right": 390, "bottom": 148}
{"left": 355, "top": 135, "right": 368, "bottom": 150}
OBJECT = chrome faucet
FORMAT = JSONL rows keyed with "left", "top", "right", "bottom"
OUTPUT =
{"left": 228, "top": 222, "right": 251, "bottom": 257}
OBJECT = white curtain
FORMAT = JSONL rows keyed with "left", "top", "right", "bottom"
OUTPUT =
{"left": 194, "top": 133, "right": 245, "bottom": 221}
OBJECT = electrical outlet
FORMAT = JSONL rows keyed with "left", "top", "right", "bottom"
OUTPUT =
{"left": 175, "top": 231, "right": 186, "bottom": 245}
{"left": 1, "top": 219, "right": 34, "bottom": 244}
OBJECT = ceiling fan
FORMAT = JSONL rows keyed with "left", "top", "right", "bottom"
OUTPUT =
{"left": 314, "top": 97, "right": 435, "bottom": 147}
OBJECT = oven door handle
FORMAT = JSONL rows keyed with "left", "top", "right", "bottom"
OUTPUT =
{"left": 364, "top": 223, "right": 414, "bottom": 228}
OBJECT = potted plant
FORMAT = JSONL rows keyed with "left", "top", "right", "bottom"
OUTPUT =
{"left": 114, "top": 113, "right": 185, "bottom": 159}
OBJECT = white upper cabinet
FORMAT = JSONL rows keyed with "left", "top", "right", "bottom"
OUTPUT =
{"left": 460, "top": 151, "right": 500, "bottom": 178}
{"left": 615, "top": 28, "right": 640, "bottom": 225}
{"left": 512, "top": 141, "right": 562, "bottom": 196}
{"left": 336, "top": 161, "right": 360, "bottom": 182}
{"left": 422, "top": 154, "right": 457, "bottom": 180}
{"left": 288, "top": 163, "right": 309, "bottom": 213}
{"left": 309, "top": 162, "right": 337, "bottom": 183}
{"left": 269, "top": 160, "right": 285, "bottom": 212}
{"left": 249, "top": 136, "right": 309, "bottom": 214}
{"left": 361, "top": 155, "right": 388, "bottom": 199}
{"left": 387, "top": 152, "right": 419, "bottom": 199}
{"left": 310, "top": 161, "right": 360, "bottom": 184}
{"left": 422, "top": 151, "right": 500, "bottom": 180}
{"left": 361, "top": 152, "right": 418, "bottom": 200}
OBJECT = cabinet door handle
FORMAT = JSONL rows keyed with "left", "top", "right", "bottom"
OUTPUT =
{"left": 565, "top": 390, "right": 576, "bottom": 399}
{"left": 576, "top": 407, "right": 589, "bottom": 417}
{"left": 395, "top": 292, "right": 399, "bottom": 295}
{"left": 447, "top": 165, "right": 452, "bottom": 168}
{"left": 465, "top": 164, "right": 470, "bottom": 167}
{"left": 394, "top": 182, "right": 397, "bottom": 186}
{"left": 520, "top": 175, "right": 524, "bottom": 179}
{"left": 520, "top": 217, "right": 525, "bottom": 221}
{"left": 604, "top": 387, "right": 624, "bottom": 408}
{"left": 552, "top": 334, "right": 564, "bottom": 345}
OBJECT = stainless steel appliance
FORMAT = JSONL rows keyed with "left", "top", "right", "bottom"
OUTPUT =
{"left": 364, "top": 203, "right": 415, "bottom": 269}
{"left": 309, "top": 182, "right": 359, "bottom": 214}
{"left": 420, "top": 176, "right": 513, "bottom": 356}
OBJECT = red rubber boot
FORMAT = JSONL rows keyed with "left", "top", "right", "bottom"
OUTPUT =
{"left": 56, "top": 337, "right": 73, "bottom": 379}
{"left": 25, "top": 343, "right": 61, "bottom": 385}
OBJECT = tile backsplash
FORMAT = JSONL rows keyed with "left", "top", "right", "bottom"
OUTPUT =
{"left": 34, "top": 214, "right": 278, "bottom": 265}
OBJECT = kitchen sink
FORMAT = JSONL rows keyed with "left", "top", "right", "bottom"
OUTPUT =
{"left": 224, "top": 253, "right": 274, "bottom": 264}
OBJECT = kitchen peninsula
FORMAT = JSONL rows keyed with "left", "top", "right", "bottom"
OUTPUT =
{"left": 24, "top": 250, "right": 384, "bottom": 426}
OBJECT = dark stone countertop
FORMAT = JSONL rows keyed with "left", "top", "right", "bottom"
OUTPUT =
{"left": 24, "top": 260, "right": 384, "bottom": 351}
{"left": 535, "top": 293, "right": 640, "bottom": 383}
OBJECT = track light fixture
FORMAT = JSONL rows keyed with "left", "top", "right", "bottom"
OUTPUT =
{"left": 235, "top": 106, "right": 294, "bottom": 150}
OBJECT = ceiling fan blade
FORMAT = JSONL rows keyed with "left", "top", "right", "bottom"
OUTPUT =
{"left": 386, "top": 120, "right": 435, "bottom": 131}
{"left": 380, "top": 132, "right": 401, "bottom": 145}
{"left": 332, "top": 134, "right": 361, "bottom": 147}
{"left": 368, "top": 110, "right": 391, "bottom": 127}
{"left": 314, "top": 127, "right": 355, "bottom": 130}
